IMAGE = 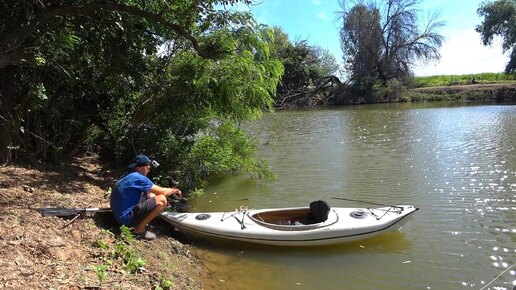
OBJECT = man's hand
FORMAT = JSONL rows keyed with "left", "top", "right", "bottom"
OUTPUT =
{"left": 170, "top": 188, "right": 182, "bottom": 198}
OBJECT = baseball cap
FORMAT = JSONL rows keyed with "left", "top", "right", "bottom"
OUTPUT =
{"left": 128, "top": 154, "right": 155, "bottom": 169}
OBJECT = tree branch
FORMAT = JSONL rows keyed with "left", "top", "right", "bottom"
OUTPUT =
{"left": 0, "top": 2, "right": 212, "bottom": 68}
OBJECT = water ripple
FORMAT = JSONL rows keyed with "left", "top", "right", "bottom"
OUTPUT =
{"left": 200, "top": 104, "right": 516, "bottom": 290}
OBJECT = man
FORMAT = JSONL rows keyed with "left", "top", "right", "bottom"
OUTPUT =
{"left": 110, "top": 154, "right": 181, "bottom": 240}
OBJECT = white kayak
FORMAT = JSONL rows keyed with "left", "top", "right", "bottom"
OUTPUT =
{"left": 161, "top": 200, "right": 418, "bottom": 246}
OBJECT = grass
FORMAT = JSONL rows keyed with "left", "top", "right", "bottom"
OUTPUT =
{"left": 413, "top": 72, "right": 516, "bottom": 88}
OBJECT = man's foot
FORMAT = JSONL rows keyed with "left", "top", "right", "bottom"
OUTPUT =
{"left": 133, "top": 230, "right": 157, "bottom": 240}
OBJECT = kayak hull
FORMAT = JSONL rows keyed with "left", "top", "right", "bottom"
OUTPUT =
{"left": 161, "top": 205, "right": 418, "bottom": 246}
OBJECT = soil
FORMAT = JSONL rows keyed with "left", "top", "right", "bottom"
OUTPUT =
{"left": 0, "top": 155, "right": 206, "bottom": 289}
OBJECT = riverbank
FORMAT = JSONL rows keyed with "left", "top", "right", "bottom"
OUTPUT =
{"left": 277, "top": 81, "right": 516, "bottom": 109}
{"left": 403, "top": 83, "right": 516, "bottom": 102}
{"left": 0, "top": 155, "right": 205, "bottom": 289}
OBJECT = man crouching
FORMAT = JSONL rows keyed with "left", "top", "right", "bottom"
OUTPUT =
{"left": 110, "top": 154, "right": 181, "bottom": 240}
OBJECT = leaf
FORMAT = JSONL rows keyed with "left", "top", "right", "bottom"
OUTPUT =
{"left": 34, "top": 56, "right": 46, "bottom": 65}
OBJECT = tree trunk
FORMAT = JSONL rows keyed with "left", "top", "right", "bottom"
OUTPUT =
{"left": 0, "top": 67, "right": 14, "bottom": 163}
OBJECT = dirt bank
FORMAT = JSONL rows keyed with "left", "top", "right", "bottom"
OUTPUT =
{"left": 0, "top": 155, "right": 205, "bottom": 289}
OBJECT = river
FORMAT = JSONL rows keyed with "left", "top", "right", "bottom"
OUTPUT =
{"left": 185, "top": 103, "right": 515, "bottom": 290}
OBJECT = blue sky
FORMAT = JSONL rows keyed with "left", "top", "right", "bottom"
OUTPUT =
{"left": 235, "top": 0, "right": 508, "bottom": 76}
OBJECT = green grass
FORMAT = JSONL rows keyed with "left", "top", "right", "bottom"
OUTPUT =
{"left": 413, "top": 72, "right": 516, "bottom": 88}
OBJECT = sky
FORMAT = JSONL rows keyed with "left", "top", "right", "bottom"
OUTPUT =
{"left": 234, "top": 0, "right": 508, "bottom": 77}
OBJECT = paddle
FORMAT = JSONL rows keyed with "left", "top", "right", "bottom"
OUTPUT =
{"left": 36, "top": 207, "right": 111, "bottom": 217}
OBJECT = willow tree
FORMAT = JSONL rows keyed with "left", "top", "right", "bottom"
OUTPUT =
{"left": 476, "top": 0, "right": 516, "bottom": 73}
{"left": 0, "top": 1, "right": 283, "bottom": 185}
{"left": 339, "top": 0, "right": 444, "bottom": 87}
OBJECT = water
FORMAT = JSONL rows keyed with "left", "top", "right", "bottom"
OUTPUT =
{"left": 183, "top": 103, "right": 516, "bottom": 290}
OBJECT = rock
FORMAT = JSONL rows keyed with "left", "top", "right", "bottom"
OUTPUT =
{"left": 22, "top": 185, "right": 34, "bottom": 193}
{"left": 53, "top": 248, "right": 72, "bottom": 261}
{"left": 71, "top": 230, "right": 82, "bottom": 241}
{"left": 7, "top": 240, "right": 22, "bottom": 246}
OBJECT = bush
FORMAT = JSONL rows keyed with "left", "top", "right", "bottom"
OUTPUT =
{"left": 372, "top": 78, "right": 407, "bottom": 102}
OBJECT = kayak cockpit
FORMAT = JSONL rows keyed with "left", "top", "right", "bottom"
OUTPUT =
{"left": 248, "top": 200, "right": 338, "bottom": 231}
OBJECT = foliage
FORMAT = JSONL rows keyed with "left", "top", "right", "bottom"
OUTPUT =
{"left": 0, "top": 0, "right": 282, "bottom": 188}
{"left": 113, "top": 226, "right": 146, "bottom": 273}
{"left": 268, "top": 27, "right": 340, "bottom": 102}
{"left": 188, "top": 188, "right": 206, "bottom": 198}
{"left": 372, "top": 78, "right": 407, "bottom": 102}
{"left": 91, "top": 225, "right": 146, "bottom": 284}
{"left": 119, "top": 225, "right": 136, "bottom": 244}
{"left": 339, "top": 0, "right": 444, "bottom": 97}
{"left": 182, "top": 122, "right": 275, "bottom": 187}
{"left": 154, "top": 275, "right": 175, "bottom": 290}
{"left": 476, "top": 0, "right": 516, "bottom": 73}
{"left": 98, "top": 23, "right": 283, "bottom": 187}
{"left": 92, "top": 264, "right": 109, "bottom": 283}
{"left": 340, "top": 3, "right": 382, "bottom": 83}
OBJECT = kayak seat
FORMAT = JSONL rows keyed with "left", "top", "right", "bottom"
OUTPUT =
{"left": 307, "top": 200, "right": 330, "bottom": 223}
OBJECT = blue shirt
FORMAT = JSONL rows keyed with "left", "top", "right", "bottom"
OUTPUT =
{"left": 110, "top": 172, "right": 154, "bottom": 226}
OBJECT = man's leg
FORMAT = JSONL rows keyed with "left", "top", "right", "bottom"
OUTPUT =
{"left": 133, "top": 195, "right": 167, "bottom": 234}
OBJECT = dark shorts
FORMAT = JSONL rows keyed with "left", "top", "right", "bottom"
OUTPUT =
{"left": 130, "top": 197, "right": 157, "bottom": 227}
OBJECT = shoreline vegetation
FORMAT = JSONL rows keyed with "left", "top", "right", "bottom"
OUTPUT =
{"left": 275, "top": 73, "right": 516, "bottom": 109}
{"left": 413, "top": 72, "right": 516, "bottom": 88}
{"left": 405, "top": 83, "right": 516, "bottom": 102}
{"left": 405, "top": 73, "right": 516, "bottom": 103}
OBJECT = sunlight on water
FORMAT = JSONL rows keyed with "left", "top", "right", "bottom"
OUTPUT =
{"left": 185, "top": 103, "right": 516, "bottom": 290}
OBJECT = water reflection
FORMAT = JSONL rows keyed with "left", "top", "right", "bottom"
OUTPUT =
{"left": 187, "top": 231, "right": 412, "bottom": 255}
{"left": 195, "top": 232, "right": 414, "bottom": 290}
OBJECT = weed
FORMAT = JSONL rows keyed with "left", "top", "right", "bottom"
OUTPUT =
{"left": 188, "top": 188, "right": 205, "bottom": 198}
{"left": 154, "top": 275, "right": 175, "bottom": 290}
{"left": 93, "top": 225, "right": 147, "bottom": 274}
{"left": 115, "top": 225, "right": 146, "bottom": 273}
{"left": 97, "top": 239, "right": 109, "bottom": 250}
{"left": 92, "top": 264, "right": 108, "bottom": 283}
{"left": 119, "top": 225, "right": 135, "bottom": 243}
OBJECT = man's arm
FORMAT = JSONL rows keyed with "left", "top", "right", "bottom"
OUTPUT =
{"left": 149, "top": 185, "right": 182, "bottom": 198}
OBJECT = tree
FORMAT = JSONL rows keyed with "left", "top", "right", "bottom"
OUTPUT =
{"left": 0, "top": 1, "right": 283, "bottom": 186}
{"left": 340, "top": 3, "right": 382, "bottom": 83}
{"left": 339, "top": 0, "right": 444, "bottom": 87}
{"left": 268, "top": 27, "right": 340, "bottom": 107}
{"left": 476, "top": 0, "right": 516, "bottom": 73}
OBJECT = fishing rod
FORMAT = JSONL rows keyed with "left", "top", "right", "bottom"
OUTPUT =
{"left": 331, "top": 197, "right": 404, "bottom": 210}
